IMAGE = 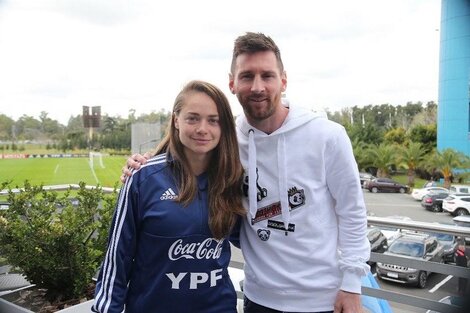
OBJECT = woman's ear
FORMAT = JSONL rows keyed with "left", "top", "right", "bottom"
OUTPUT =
{"left": 173, "top": 113, "right": 179, "bottom": 129}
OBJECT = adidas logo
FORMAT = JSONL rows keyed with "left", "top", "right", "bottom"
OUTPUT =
{"left": 160, "top": 188, "right": 178, "bottom": 200}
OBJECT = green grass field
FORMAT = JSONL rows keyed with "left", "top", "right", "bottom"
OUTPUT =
{"left": 0, "top": 155, "right": 127, "bottom": 189}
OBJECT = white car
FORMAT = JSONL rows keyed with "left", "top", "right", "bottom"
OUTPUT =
{"left": 442, "top": 194, "right": 470, "bottom": 216}
{"left": 411, "top": 187, "right": 448, "bottom": 201}
{"left": 449, "top": 184, "right": 470, "bottom": 194}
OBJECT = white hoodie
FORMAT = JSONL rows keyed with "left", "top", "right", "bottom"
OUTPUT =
{"left": 236, "top": 104, "right": 370, "bottom": 312}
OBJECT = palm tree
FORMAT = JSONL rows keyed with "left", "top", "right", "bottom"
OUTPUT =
{"left": 426, "top": 148, "right": 469, "bottom": 188}
{"left": 351, "top": 138, "right": 369, "bottom": 171}
{"left": 365, "top": 143, "right": 397, "bottom": 177}
{"left": 398, "top": 142, "right": 426, "bottom": 188}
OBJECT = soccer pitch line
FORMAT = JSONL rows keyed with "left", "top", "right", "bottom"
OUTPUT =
{"left": 88, "top": 159, "right": 99, "bottom": 184}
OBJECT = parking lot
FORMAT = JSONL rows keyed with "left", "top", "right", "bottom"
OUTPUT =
{"left": 231, "top": 190, "right": 466, "bottom": 313}
{"left": 364, "top": 191, "right": 466, "bottom": 313}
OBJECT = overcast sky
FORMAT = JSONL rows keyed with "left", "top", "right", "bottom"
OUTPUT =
{"left": 0, "top": 0, "right": 441, "bottom": 125}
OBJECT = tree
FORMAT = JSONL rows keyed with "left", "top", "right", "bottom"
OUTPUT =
{"left": 0, "top": 114, "right": 14, "bottom": 140}
{"left": 351, "top": 138, "right": 369, "bottom": 171}
{"left": 425, "top": 148, "right": 469, "bottom": 188}
{"left": 407, "top": 124, "right": 437, "bottom": 153}
{"left": 102, "top": 116, "right": 118, "bottom": 134}
{"left": 397, "top": 142, "right": 426, "bottom": 188}
{"left": 364, "top": 143, "right": 397, "bottom": 177}
{"left": 39, "top": 111, "right": 64, "bottom": 139}
{"left": 410, "top": 102, "right": 437, "bottom": 127}
{"left": 384, "top": 127, "right": 406, "bottom": 145}
{"left": 346, "top": 123, "right": 384, "bottom": 145}
{"left": 15, "top": 115, "right": 41, "bottom": 140}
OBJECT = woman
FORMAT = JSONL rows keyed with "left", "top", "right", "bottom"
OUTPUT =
{"left": 92, "top": 80, "right": 245, "bottom": 313}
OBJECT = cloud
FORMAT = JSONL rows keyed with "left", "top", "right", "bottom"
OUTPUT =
{"left": 0, "top": 0, "right": 440, "bottom": 124}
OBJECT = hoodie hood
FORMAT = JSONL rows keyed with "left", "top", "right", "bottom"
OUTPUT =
{"left": 236, "top": 104, "right": 326, "bottom": 232}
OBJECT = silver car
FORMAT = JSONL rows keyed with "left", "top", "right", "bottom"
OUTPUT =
{"left": 376, "top": 232, "right": 444, "bottom": 288}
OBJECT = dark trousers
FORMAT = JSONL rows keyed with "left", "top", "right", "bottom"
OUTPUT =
{"left": 244, "top": 296, "right": 333, "bottom": 313}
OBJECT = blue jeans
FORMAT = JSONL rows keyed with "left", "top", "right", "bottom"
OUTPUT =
{"left": 243, "top": 296, "right": 333, "bottom": 313}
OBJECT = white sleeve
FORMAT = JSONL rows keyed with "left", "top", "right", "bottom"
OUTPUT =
{"left": 325, "top": 126, "right": 370, "bottom": 293}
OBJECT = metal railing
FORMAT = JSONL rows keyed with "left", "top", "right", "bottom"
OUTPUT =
{"left": 365, "top": 217, "right": 470, "bottom": 313}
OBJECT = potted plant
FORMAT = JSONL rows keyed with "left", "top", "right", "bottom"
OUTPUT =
{"left": 0, "top": 181, "right": 116, "bottom": 312}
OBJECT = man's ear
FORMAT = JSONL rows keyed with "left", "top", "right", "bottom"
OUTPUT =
{"left": 228, "top": 73, "right": 235, "bottom": 94}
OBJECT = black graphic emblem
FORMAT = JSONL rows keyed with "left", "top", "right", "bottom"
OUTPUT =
{"left": 257, "top": 229, "right": 271, "bottom": 241}
{"left": 288, "top": 187, "right": 305, "bottom": 209}
{"left": 243, "top": 168, "right": 267, "bottom": 201}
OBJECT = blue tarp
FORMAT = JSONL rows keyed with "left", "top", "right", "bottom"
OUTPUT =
{"left": 361, "top": 272, "right": 393, "bottom": 313}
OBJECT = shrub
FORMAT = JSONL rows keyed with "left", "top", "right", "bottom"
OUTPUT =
{"left": 0, "top": 181, "right": 116, "bottom": 301}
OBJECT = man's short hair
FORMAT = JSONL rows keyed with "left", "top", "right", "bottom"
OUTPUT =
{"left": 230, "top": 32, "right": 284, "bottom": 74}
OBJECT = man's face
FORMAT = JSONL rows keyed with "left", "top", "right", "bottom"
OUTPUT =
{"left": 229, "top": 51, "right": 286, "bottom": 122}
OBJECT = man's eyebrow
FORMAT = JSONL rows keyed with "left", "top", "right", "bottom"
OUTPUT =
{"left": 238, "top": 69, "right": 277, "bottom": 76}
{"left": 237, "top": 70, "right": 252, "bottom": 76}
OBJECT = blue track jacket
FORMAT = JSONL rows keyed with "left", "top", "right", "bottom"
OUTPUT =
{"left": 92, "top": 154, "right": 237, "bottom": 313}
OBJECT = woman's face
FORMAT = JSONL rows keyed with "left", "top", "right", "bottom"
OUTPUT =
{"left": 174, "top": 91, "right": 221, "bottom": 161}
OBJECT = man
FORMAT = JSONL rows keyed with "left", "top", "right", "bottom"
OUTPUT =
{"left": 123, "top": 32, "right": 370, "bottom": 313}
{"left": 455, "top": 239, "right": 468, "bottom": 295}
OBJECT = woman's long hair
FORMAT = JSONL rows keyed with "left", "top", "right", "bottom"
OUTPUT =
{"left": 156, "top": 80, "right": 245, "bottom": 239}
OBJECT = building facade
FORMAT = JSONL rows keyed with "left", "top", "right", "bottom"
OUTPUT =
{"left": 437, "top": 0, "right": 470, "bottom": 156}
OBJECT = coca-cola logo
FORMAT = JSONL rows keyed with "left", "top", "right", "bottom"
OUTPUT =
{"left": 168, "top": 238, "right": 224, "bottom": 261}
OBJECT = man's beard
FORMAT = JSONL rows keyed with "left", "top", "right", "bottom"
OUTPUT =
{"left": 238, "top": 94, "right": 276, "bottom": 122}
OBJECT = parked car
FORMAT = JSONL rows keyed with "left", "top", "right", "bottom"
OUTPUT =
{"left": 367, "top": 227, "right": 388, "bottom": 254}
{"left": 360, "top": 172, "right": 375, "bottom": 188}
{"left": 376, "top": 232, "right": 444, "bottom": 288}
{"left": 411, "top": 187, "right": 449, "bottom": 201}
{"left": 427, "top": 231, "right": 458, "bottom": 263}
{"left": 453, "top": 215, "right": 470, "bottom": 227}
{"left": 366, "top": 178, "right": 408, "bottom": 194}
{"left": 421, "top": 191, "right": 450, "bottom": 212}
{"left": 442, "top": 194, "right": 470, "bottom": 216}
{"left": 377, "top": 216, "right": 413, "bottom": 244}
{"left": 449, "top": 184, "right": 470, "bottom": 194}
{"left": 453, "top": 215, "right": 470, "bottom": 244}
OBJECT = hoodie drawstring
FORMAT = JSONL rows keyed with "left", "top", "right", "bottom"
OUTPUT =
{"left": 248, "top": 129, "right": 291, "bottom": 234}
{"left": 248, "top": 129, "right": 258, "bottom": 224}
{"left": 277, "top": 135, "right": 291, "bottom": 234}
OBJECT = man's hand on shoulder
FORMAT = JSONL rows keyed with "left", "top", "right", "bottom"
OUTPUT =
{"left": 120, "top": 152, "right": 152, "bottom": 183}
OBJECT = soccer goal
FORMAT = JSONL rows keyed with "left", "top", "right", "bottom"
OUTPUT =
{"left": 89, "top": 151, "right": 105, "bottom": 169}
